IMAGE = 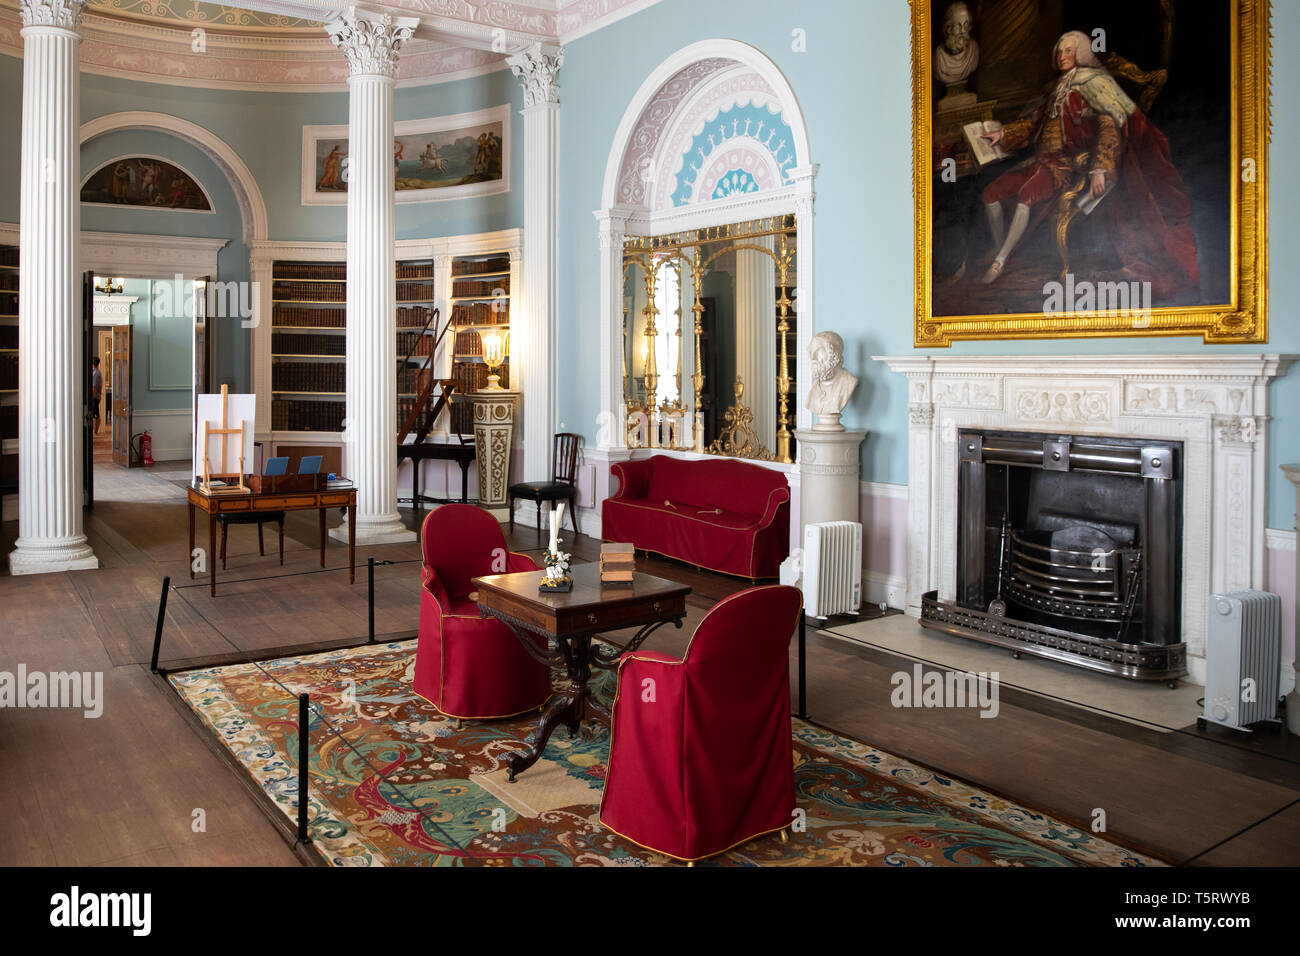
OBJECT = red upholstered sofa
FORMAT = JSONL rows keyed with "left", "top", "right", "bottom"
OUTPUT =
{"left": 602, "top": 455, "right": 790, "bottom": 579}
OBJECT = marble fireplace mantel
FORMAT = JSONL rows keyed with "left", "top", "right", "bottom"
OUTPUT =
{"left": 876, "top": 353, "right": 1295, "bottom": 685}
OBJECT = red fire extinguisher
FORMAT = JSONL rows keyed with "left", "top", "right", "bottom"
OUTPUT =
{"left": 131, "top": 430, "right": 156, "bottom": 467}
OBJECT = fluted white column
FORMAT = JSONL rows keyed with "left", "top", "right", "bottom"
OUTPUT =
{"left": 736, "top": 235, "right": 776, "bottom": 449}
{"left": 327, "top": 10, "right": 417, "bottom": 545}
{"left": 508, "top": 43, "right": 563, "bottom": 485}
{"left": 10, "top": 0, "right": 97, "bottom": 575}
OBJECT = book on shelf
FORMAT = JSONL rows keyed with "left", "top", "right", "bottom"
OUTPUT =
{"left": 451, "top": 255, "right": 509, "bottom": 276}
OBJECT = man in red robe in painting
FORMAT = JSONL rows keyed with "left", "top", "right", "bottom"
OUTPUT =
{"left": 978, "top": 30, "right": 1199, "bottom": 298}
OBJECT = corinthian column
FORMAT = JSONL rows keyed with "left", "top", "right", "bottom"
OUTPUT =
{"left": 736, "top": 235, "right": 776, "bottom": 450}
{"left": 326, "top": 10, "right": 418, "bottom": 545}
{"left": 10, "top": 0, "right": 97, "bottom": 575}
{"left": 507, "top": 43, "right": 563, "bottom": 493}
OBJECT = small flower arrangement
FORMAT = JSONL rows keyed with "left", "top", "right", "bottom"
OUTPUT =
{"left": 539, "top": 503, "right": 573, "bottom": 592}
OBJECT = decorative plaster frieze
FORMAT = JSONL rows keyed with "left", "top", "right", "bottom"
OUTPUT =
{"left": 326, "top": 11, "right": 416, "bottom": 78}
{"left": 507, "top": 41, "right": 564, "bottom": 107}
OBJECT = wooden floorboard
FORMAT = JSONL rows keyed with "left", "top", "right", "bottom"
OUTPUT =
{"left": 0, "top": 460, "right": 1296, "bottom": 866}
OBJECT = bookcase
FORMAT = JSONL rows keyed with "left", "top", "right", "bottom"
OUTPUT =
{"left": 0, "top": 244, "right": 18, "bottom": 494}
{"left": 251, "top": 230, "right": 522, "bottom": 476}
{"left": 270, "top": 257, "right": 440, "bottom": 436}
{"left": 448, "top": 251, "right": 511, "bottom": 434}
{"left": 270, "top": 261, "right": 347, "bottom": 433}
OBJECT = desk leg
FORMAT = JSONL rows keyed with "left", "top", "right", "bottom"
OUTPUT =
{"left": 348, "top": 500, "right": 356, "bottom": 584}
{"left": 459, "top": 459, "right": 469, "bottom": 503}
{"left": 505, "top": 634, "right": 593, "bottom": 782}
{"left": 208, "top": 513, "right": 217, "bottom": 597}
{"left": 318, "top": 507, "right": 326, "bottom": 568}
{"left": 187, "top": 501, "right": 195, "bottom": 579}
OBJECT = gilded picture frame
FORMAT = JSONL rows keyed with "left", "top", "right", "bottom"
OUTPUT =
{"left": 911, "top": 0, "right": 1270, "bottom": 346}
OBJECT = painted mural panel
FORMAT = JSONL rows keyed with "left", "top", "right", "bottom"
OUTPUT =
{"left": 81, "top": 156, "right": 214, "bottom": 211}
{"left": 302, "top": 105, "right": 509, "bottom": 205}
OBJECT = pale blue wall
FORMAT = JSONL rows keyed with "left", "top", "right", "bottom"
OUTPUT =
{"left": 114, "top": 277, "right": 191, "bottom": 411}
{"left": 554, "top": 0, "right": 1300, "bottom": 530}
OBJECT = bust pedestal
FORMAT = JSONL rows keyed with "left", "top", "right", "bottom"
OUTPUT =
{"left": 472, "top": 390, "right": 518, "bottom": 521}
{"left": 1284, "top": 464, "right": 1300, "bottom": 736}
{"left": 794, "top": 427, "right": 867, "bottom": 528}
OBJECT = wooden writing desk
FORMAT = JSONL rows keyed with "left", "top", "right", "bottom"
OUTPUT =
{"left": 187, "top": 482, "right": 357, "bottom": 596}
{"left": 398, "top": 440, "right": 476, "bottom": 508}
{"left": 473, "top": 562, "right": 690, "bottom": 781}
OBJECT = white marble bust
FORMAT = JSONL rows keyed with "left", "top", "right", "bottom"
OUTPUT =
{"left": 934, "top": 2, "right": 979, "bottom": 89}
{"left": 805, "top": 330, "right": 858, "bottom": 429}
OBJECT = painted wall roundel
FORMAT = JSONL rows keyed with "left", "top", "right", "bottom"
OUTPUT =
{"left": 671, "top": 100, "right": 794, "bottom": 207}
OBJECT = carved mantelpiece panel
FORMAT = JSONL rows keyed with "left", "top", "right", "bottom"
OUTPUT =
{"left": 877, "top": 354, "right": 1294, "bottom": 685}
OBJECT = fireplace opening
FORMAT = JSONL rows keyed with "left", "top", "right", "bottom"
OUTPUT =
{"left": 921, "top": 428, "right": 1187, "bottom": 682}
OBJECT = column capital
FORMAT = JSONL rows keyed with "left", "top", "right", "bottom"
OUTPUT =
{"left": 326, "top": 9, "right": 418, "bottom": 79}
{"left": 508, "top": 42, "right": 564, "bottom": 108}
{"left": 19, "top": 0, "right": 83, "bottom": 32}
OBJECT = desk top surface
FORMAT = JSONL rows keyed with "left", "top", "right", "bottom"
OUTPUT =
{"left": 473, "top": 562, "right": 689, "bottom": 613}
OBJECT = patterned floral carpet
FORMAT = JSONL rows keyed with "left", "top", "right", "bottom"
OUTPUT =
{"left": 169, "top": 640, "right": 1163, "bottom": 867}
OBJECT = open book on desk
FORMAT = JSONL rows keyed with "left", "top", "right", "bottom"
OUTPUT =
{"left": 962, "top": 120, "right": 1007, "bottom": 166}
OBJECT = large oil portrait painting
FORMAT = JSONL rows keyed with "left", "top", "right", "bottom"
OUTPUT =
{"left": 80, "top": 156, "right": 213, "bottom": 212}
{"left": 911, "top": 0, "right": 1269, "bottom": 345}
{"left": 301, "top": 105, "right": 509, "bottom": 206}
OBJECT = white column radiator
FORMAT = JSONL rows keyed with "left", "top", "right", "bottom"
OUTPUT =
{"left": 803, "top": 521, "right": 862, "bottom": 619}
{"left": 1203, "top": 590, "right": 1282, "bottom": 731}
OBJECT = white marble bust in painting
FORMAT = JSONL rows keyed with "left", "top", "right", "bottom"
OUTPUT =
{"left": 805, "top": 330, "right": 858, "bottom": 430}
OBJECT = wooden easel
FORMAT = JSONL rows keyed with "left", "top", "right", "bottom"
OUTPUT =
{"left": 201, "top": 384, "right": 249, "bottom": 493}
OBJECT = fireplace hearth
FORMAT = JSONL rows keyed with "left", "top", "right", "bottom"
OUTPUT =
{"left": 920, "top": 428, "right": 1187, "bottom": 682}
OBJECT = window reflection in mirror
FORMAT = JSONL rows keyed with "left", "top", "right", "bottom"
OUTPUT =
{"left": 621, "top": 215, "right": 797, "bottom": 463}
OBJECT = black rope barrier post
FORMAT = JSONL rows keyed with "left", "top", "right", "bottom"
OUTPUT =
{"left": 151, "top": 576, "right": 170, "bottom": 674}
{"left": 368, "top": 557, "right": 376, "bottom": 644}
{"left": 796, "top": 614, "right": 807, "bottom": 720}
{"left": 297, "top": 693, "right": 311, "bottom": 845}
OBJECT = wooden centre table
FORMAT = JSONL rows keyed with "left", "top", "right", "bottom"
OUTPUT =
{"left": 187, "top": 482, "right": 358, "bottom": 596}
{"left": 472, "top": 562, "right": 690, "bottom": 781}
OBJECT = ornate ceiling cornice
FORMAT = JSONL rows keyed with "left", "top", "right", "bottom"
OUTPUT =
{"left": 0, "top": 0, "right": 659, "bottom": 89}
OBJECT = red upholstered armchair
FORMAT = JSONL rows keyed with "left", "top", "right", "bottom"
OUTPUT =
{"left": 413, "top": 505, "right": 550, "bottom": 720}
{"left": 599, "top": 585, "right": 803, "bottom": 862}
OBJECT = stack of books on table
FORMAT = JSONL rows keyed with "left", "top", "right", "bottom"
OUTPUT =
{"left": 599, "top": 542, "right": 635, "bottom": 588}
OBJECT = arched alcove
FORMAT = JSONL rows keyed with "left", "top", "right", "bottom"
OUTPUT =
{"left": 595, "top": 39, "right": 818, "bottom": 451}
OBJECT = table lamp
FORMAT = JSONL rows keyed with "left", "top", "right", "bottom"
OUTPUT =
{"left": 482, "top": 329, "right": 508, "bottom": 390}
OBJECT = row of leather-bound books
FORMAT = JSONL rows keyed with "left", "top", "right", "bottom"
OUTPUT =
{"left": 273, "top": 306, "right": 345, "bottom": 328}
{"left": 450, "top": 302, "right": 508, "bottom": 326}
{"left": 272, "top": 399, "right": 345, "bottom": 431}
{"left": 451, "top": 277, "right": 509, "bottom": 298}
{"left": 273, "top": 263, "right": 345, "bottom": 281}
{"left": 451, "top": 256, "right": 509, "bottom": 276}
{"left": 272, "top": 362, "right": 345, "bottom": 393}
{"left": 397, "top": 306, "right": 434, "bottom": 328}
{"left": 1, "top": 404, "right": 16, "bottom": 439}
{"left": 272, "top": 332, "right": 344, "bottom": 356}
{"left": 0, "top": 325, "right": 17, "bottom": 349}
{"left": 274, "top": 280, "right": 345, "bottom": 302}
{"left": 0, "top": 353, "right": 16, "bottom": 390}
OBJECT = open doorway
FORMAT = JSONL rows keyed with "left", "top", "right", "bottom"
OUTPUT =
{"left": 91, "top": 274, "right": 207, "bottom": 502}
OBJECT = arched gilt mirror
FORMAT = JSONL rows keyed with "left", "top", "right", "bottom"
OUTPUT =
{"left": 597, "top": 40, "right": 816, "bottom": 465}
{"left": 621, "top": 215, "right": 798, "bottom": 463}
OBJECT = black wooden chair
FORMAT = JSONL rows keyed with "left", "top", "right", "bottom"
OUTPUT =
{"left": 218, "top": 511, "right": 285, "bottom": 569}
{"left": 508, "top": 433, "right": 581, "bottom": 537}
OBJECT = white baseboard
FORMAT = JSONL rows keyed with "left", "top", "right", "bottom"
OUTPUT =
{"left": 863, "top": 572, "right": 907, "bottom": 610}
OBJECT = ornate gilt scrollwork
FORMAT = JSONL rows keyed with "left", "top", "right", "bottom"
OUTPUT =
{"left": 707, "top": 379, "right": 776, "bottom": 461}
